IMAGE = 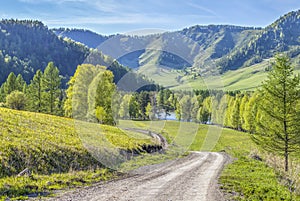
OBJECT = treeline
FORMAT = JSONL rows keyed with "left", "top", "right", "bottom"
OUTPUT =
{"left": 115, "top": 89, "right": 258, "bottom": 133}
{"left": 63, "top": 63, "right": 159, "bottom": 125}
{"left": 0, "top": 62, "right": 64, "bottom": 115}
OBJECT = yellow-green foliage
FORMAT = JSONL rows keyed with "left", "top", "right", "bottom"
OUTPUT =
{"left": 0, "top": 108, "right": 156, "bottom": 177}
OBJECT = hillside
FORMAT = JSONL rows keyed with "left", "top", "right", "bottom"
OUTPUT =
{"left": 0, "top": 19, "right": 150, "bottom": 88}
{"left": 0, "top": 19, "right": 90, "bottom": 84}
{"left": 217, "top": 10, "right": 300, "bottom": 71}
{"left": 0, "top": 107, "right": 158, "bottom": 200}
{"left": 56, "top": 10, "right": 300, "bottom": 90}
{"left": 53, "top": 28, "right": 111, "bottom": 49}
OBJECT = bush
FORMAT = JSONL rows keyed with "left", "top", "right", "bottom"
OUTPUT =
{"left": 5, "top": 91, "right": 26, "bottom": 110}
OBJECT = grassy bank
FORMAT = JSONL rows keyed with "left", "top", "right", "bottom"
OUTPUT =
{"left": 0, "top": 108, "right": 157, "bottom": 200}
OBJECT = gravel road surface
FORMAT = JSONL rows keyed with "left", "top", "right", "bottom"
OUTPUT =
{"left": 48, "top": 152, "right": 227, "bottom": 201}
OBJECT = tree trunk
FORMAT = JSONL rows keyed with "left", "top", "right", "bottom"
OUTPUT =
{"left": 284, "top": 149, "right": 288, "bottom": 172}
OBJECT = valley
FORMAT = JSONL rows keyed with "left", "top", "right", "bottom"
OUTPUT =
{"left": 0, "top": 5, "right": 300, "bottom": 201}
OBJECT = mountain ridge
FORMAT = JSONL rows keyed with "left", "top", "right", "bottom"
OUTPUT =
{"left": 54, "top": 10, "right": 300, "bottom": 77}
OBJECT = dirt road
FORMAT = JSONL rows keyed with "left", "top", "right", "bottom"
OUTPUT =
{"left": 49, "top": 152, "right": 227, "bottom": 201}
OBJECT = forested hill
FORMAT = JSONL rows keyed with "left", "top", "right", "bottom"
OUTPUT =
{"left": 0, "top": 19, "right": 133, "bottom": 86}
{"left": 217, "top": 10, "right": 300, "bottom": 71}
{"left": 0, "top": 19, "right": 89, "bottom": 84}
{"left": 53, "top": 28, "right": 111, "bottom": 49}
{"left": 55, "top": 10, "right": 300, "bottom": 75}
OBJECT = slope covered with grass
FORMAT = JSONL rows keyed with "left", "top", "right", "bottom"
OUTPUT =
{"left": 0, "top": 108, "right": 157, "bottom": 200}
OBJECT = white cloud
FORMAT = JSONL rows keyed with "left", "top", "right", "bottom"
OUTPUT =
{"left": 187, "top": 2, "right": 218, "bottom": 17}
{"left": 44, "top": 13, "right": 173, "bottom": 26}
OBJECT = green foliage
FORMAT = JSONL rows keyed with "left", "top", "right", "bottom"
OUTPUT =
{"left": 243, "top": 92, "right": 259, "bottom": 133}
{"left": 95, "top": 106, "right": 107, "bottom": 124}
{"left": 5, "top": 91, "right": 26, "bottom": 110}
{"left": 253, "top": 54, "right": 300, "bottom": 171}
{"left": 145, "top": 102, "right": 155, "bottom": 120}
{"left": 230, "top": 96, "right": 241, "bottom": 130}
{"left": 129, "top": 95, "right": 140, "bottom": 119}
{"left": 26, "top": 70, "right": 43, "bottom": 112}
{"left": 178, "top": 95, "right": 192, "bottom": 121}
{"left": 118, "top": 94, "right": 131, "bottom": 119}
{"left": 0, "top": 19, "right": 89, "bottom": 85}
{"left": 4, "top": 72, "right": 17, "bottom": 95}
{"left": 95, "top": 70, "right": 116, "bottom": 125}
{"left": 15, "top": 74, "right": 25, "bottom": 92}
{"left": 41, "top": 62, "right": 62, "bottom": 115}
{"left": 64, "top": 64, "right": 101, "bottom": 119}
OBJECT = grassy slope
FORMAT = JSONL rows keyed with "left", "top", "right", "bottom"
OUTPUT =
{"left": 119, "top": 120, "right": 300, "bottom": 200}
{"left": 0, "top": 108, "right": 156, "bottom": 200}
{"left": 151, "top": 61, "right": 269, "bottom": 91}
{"left": 142, "top": 58, "right": 300, "bottom": 91}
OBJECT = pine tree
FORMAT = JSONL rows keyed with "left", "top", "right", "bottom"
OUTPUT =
{"left": 4, "top": 72, "right": 17, "bottom": 95}
{"left": 253, "top": 54, "right": 300, "bottom": 172}
{"left": 15, "top": 74, "right": 26, "bottom": 92}
{"left": 42, "top": 62, "right": 61, "bottom": 114}
{"left": 191, "top": 96, "right": 199, "bottom": 122}
{"left": 145, "top": 102, "right": 156, "bottom": 120}
{"left": 27, "top": 70, "right": 43, "bottom": 112}
{"left": 224, "top": 95, "right": 234, "bottom": 127}
{"left": 0, "top": 85, "right": 5, "bottom": 102}
{"left": 216, "top": 94, "right": 228, "bottom": 125}
{"left": 129, "top": 95, "right": 140, "bottom": 119}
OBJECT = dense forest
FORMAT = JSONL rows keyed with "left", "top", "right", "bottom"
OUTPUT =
{"left": 0, "top": 19, "right": 89, "bottom": 84}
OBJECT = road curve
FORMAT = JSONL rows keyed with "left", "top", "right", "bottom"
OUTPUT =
{"left": 49, "top": 152, "right": 227, "bottom": 201}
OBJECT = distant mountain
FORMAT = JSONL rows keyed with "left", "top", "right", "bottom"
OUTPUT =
{"left": 56, "top": 10, "right": 300, "bottom": 77}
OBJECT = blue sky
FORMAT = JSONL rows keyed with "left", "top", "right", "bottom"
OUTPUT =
{"left": 1, "top": 0, "right": 300, "bottom": 35}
